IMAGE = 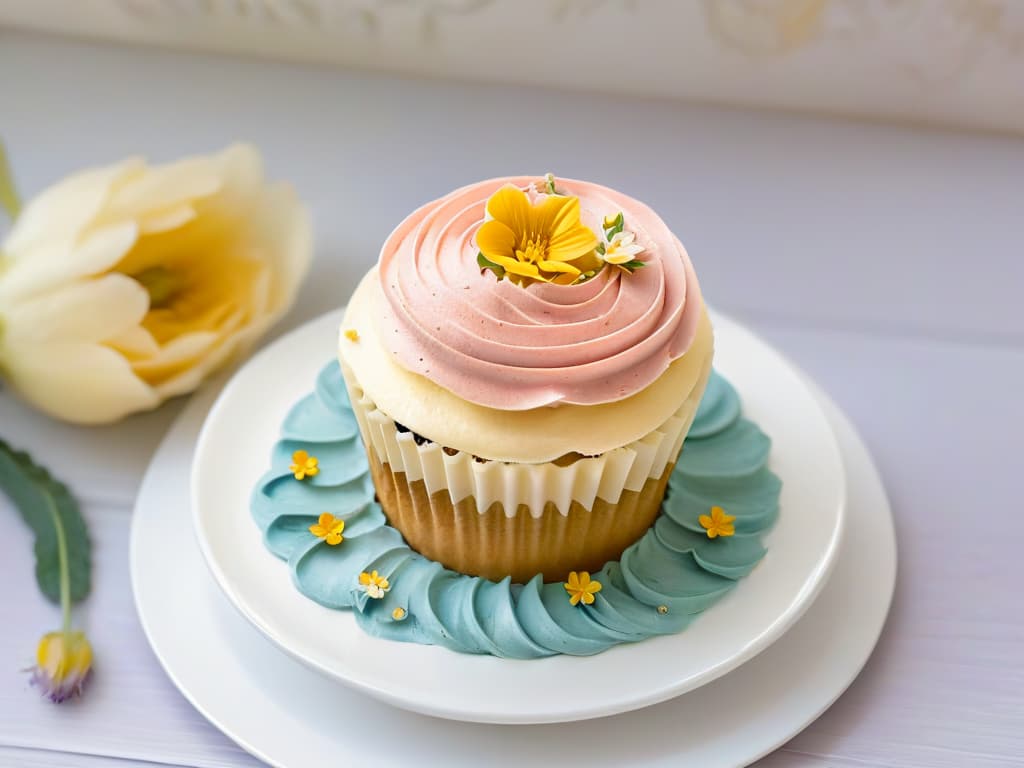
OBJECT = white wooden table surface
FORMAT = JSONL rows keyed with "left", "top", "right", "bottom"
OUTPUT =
{"left": 1, "top": 31, "right": 1022, "bottom": 768}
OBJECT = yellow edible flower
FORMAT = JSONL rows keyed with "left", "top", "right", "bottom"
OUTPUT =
{"left": 564, "top": 570, "right": 602, "bottom": 606}
{"left": 699, "top": 506, "right": 736, "bottom": 539}
{"left": 476, "top": 184, "right": 599, "bottom": 286}
{"left": 290, "top": 449, "right": 319, "bottom": 480}
{"left": 32, "top": 630, "right": 93, "bottom": 703}
{"left": 309, "top": 513, "right": 345, "bottom": 545}
{"left": 358, "top": 570, "right": 391, "bottom": 599}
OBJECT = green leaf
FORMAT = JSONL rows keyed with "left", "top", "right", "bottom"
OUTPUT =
{"left": 603, "top": 212, "right": 624, "bottom": 237}
{"left": 620, "top": 260, "right": 647, "bottom": 272}
{"left": 477, "top": 251, "right": 505, "bottom": 280}
{"left": 0, "top": 439, "right": 91, "bottom": 604}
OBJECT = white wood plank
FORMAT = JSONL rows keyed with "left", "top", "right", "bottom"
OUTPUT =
{"left": 749, "top": 326, "right": 1024, "bottom": 768}
{"left": 0, "top": 500, "right": 262, "bottom": 768}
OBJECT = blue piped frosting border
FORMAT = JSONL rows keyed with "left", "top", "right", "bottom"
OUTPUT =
{"left": 251, "top": 362, "right": 780, "bottom": 658}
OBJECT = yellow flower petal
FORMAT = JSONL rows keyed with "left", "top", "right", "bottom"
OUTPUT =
{"left": 581, "top": 591, "right": 596, "bottom": 605}
{"left": 485, "top": 185, "right": 531, "bottom": 233}
{"left": 293, "top": 450, "right": 309, "bottom": 464}
{"left": 537, "top": 260, "right": 581, "bottom": 276}
{"left": 359, "top": 571, "right": 372, "bottom": 585}
{"left": 476, "top": 219, "right": 517, "bottom": 259}
{"left": 698, "top": 514, "right": 713, "bottom": 529}
{"left": 489, "top": 254, "right": 541, "bottom": 278}
{"left": 325, "top": 531, "right": 343, "bottom": 546}
{"left": 569, "top": 592, "right": 582, "bottom": 606}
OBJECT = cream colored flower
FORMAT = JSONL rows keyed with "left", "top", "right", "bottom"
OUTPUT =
{"left": 0, "top": 144, "right": 311, "bottom": 424}
{"left": 601, "top": 230, "right": 645, "bottom": 265}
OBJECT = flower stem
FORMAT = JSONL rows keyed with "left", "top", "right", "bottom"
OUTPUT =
{"left": 44, "top": 493, "right": 72, "bottom": 636}
{"left": 0, "top": 140, "right": 23, "bottom": 221}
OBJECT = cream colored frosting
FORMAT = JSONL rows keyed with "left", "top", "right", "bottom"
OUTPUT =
{"left": 343, "top": 356, "right": 711, "bottom": 514}
{"left": 376, "top": 176, "right": 704, "bottom": 409}
{"left": 339, "top": 269, "right": 713, "bottom": 463}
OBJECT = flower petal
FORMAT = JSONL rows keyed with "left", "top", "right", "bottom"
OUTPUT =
{"left": 3, "top": 158, "right": 144, "bottom": 263}
{"left": 0, "top": 341, "right": 158, "bottom": 424}
{"left": 476, "top": 220, "right": 517, "bottom": 260}
{"left": 537, "top": 260, "right": 581, "bottom": 276}
{"left": 548, "top": 225, "right": 599, "bottom": 262}
{"left": 0, "top": 221, "right": 139, "bottom": 305}
{"left": 489, "top": 254, "right": 541, "bottom": 278}
{"left": 96, "top": 155, "right": 222, "bottom": 228}
{"left": 1, "top": 273, "right": 149, "bottom": 344}
{"left": 485, "top": 184, "right": 531, "bottom": 234}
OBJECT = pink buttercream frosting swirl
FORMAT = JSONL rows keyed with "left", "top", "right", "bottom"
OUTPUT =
{"left": 377, "top": 176, "right": 704, "bottom": 410}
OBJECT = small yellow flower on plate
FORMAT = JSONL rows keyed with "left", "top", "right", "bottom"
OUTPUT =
{"left": 358, "top": 570, "right": 391, "bottom": 599}
{"left": 392, "top": 607, "right": 408, "bottom": 621}
{"left": 309, "top": 513, "right": 345, "bottom": 545}
{"left": 699, "top": 506, "right": 736, "bottom": 539}
{"left": 564, "top": 570, "right": 602, "bottom": 606}
{"left": 476, "top": 183, "right": 599, "bottom": 286}
{"left": 290, "top": 449, "right": 319, "bottom": 480}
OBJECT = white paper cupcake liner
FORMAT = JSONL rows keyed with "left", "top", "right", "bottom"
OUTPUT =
{"left": 341, "top": 358, "right": 712, "bottom": 518}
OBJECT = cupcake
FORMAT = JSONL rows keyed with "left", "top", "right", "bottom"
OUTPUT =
{"left": 338, "top": 175, "right": 712, "bottom": 584}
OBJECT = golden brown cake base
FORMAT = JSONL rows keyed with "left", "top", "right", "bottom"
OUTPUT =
{"left": 369, "top": 454, "right": 673, "bottom": 584}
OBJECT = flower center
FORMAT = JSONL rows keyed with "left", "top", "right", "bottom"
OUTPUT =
{"left": 132, "top": 266, "right": 182, "bottom": 309}
{"left": 516, "top": 238, "right": 548, "bottom": 264}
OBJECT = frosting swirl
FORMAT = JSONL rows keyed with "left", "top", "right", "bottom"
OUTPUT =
{"left": 377, "top": 176, "right": 704, "bottom": 409}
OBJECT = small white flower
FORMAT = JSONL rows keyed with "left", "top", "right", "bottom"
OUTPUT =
{"left": 601, "top": 230, "right": 645, "bottom": 265}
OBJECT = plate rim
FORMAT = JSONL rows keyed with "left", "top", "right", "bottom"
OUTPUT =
{"left": 129, "top": 353, "right": 894, "bottom": 768}
{"left": 190, "top": 308, "right": 847, "bottom": 724}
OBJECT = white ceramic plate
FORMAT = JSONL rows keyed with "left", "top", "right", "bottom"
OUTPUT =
{"left": 130, "top": 359, "right": 894, "bottom": 768}
{"left": 190, "top": 310, "right": 845, "bottom": 724}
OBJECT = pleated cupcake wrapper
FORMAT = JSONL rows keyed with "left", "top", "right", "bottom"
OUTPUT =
{"left": 341, "top": 359, "right": 712, "bottom": 519}
{"left": 367, "top": 451, "right": 675, "bottom": 582}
